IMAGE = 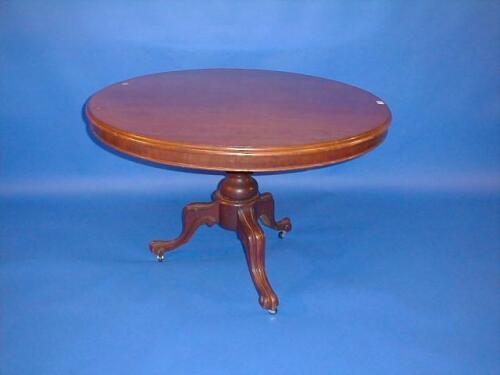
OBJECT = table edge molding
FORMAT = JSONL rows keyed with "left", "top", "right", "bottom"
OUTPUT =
{"left": 86, "top": 104, "right": 390, "bottom": 172}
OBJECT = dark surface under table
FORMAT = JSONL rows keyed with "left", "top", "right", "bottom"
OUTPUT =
{"left": 1, "top": 187, "right": 498, "bottom": 375}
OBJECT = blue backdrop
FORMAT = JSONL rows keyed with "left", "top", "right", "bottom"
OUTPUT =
{"left": 1, "top": 1, "right": 499, "bottom": 374}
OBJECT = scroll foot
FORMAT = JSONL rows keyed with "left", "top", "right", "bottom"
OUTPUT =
{"left": 256, "top": 192, "right": 292, "bottom": 237}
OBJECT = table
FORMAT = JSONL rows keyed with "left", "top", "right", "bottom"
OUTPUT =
{"left": 85, "top": 69, "right": 392, "bottom": 313}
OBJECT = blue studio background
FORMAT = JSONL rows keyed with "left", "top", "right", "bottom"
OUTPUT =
{"left": 1, "top": 1, "right": 499, "bottom": 374}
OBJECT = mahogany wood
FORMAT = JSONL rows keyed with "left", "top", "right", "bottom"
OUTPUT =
{"left": 85, "top": 69, "right": 392, "bottom": 312}
{"left": 85, "top": 69, "right": 391, "bottom": 172}
{"left": 150, "top": 173, "right": 290, "bottom": 312}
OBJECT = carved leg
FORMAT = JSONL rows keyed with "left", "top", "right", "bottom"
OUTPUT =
{"left": 256, "top": 192, "right": 292, "bottom": 237}
{"left": 150, "top": 201, "right": 219, "bottom": 259}
{"left": 237, "top": 206, "right": 279, "bottom": 313}
{"left": 148, "top": 173, "right": 290, "bottom": 312}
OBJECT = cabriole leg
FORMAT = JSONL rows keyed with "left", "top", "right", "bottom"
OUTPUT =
{"left": 237, "top": 206, "right": 279, "bottom": 313}
{"left": 149, "top": 172, "right": 290, "bottom": 313}
{"left": 256, "top": 192, "right": 292, "bottom": 238}
{"left": 150, "top": 201, "right": 219, "bottom": 260}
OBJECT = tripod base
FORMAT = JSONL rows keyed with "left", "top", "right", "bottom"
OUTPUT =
{"left": 149, "top": 172, "right": 292, "bottom": 312}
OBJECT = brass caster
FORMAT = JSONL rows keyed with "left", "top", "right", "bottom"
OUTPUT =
{"left": 156, "top": 254, "right": 165, "bottom": 262}
{"left": 267, "top": 308, "right": 278, "bottom": 315}
{"left": 278, "top": 230, "right": 286, "bottom": 239}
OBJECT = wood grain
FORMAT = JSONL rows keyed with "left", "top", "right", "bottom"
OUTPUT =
{"left": 86, "top": 69, "right": 392, "bottom": 312}
{"left": 85, "top": 69, "right": 391, "bottom": 172}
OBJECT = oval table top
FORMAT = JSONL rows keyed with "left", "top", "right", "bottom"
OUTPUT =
{"left": 85, "top": 69, "right": 391, "bottom": 172}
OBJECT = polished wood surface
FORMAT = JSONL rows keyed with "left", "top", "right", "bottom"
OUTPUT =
{"left": 86, "top": 69, "right": 391, "bottom": 172}
{"left": 85, "top": 69, "right": 392, "bottom": 313}
{"left": 150, "top": 173, "right": 291, "bottom": 312}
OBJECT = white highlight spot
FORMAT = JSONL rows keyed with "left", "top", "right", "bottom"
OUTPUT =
{"left": 376, "top": 100, "right": 385, "bottom": 105}
{"left": 121, "top": 82, "right": 129, "bottom": 86}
